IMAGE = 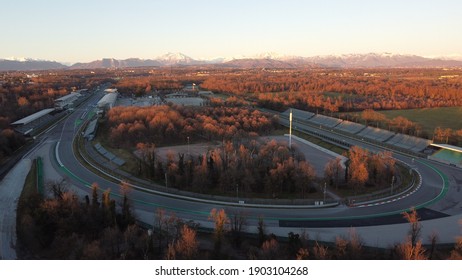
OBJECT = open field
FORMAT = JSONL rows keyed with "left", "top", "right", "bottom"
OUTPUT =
{"left": 380, "top": 107, "right": 462, "bottom": 135}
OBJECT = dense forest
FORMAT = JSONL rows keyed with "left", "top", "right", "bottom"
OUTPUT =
{"left": 106, "top": 105, "right": 277, "bottom": 148}
{"left": 200, "top": 69, "right": 462, "bottom": 111}
{"left": 136, "top": 139, "right": 317, "bottom": 198}
{"left": 112, "top": 68, "right": 462, "bottom": 112}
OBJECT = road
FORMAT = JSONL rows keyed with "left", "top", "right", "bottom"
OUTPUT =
{"left": 0, "top": 159, "right": 31, "bottom": 260}
{"left": 7, "top": 94, "right": 462, "bottom": 254}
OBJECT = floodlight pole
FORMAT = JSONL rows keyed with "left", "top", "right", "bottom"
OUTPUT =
{"left": 391, "top": 175, "right": 395, "bottom": 195}
{"left": 289, "top": 109, "right": 293, "bottom": 149}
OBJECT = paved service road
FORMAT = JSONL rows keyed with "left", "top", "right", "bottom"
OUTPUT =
{"left": 0, "top": 159, "right": 31, "bottom": 260}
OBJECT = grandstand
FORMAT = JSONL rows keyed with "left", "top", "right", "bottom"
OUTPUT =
{"left": 309, "top": 114, "right": 343, "bottom": 128}
{"left": 278, "top": 107, "right": 433, "bottom": 154}
{"left": 386, "top": 134, "right": 432, "bottom": 152}
{"left": 282, "top": 108, "right": 315, "bottom": 121}
{"left": 84, "top": 119, "right": 98, "bottom": 141}
{"left": 335, "top": 120, "right": 366, "bottom": 134}
{"left": 10, "top": 108, "right": 55, "bottom": 135}
{"left": 357, "top": 127, "right": 395, "bottom": 142}
{"left": 55, "top": 92, "right": 81, "bottom": 110}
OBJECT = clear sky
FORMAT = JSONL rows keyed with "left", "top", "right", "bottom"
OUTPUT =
{"left": 1, "top": 0, "right": 461, "bottom": 62}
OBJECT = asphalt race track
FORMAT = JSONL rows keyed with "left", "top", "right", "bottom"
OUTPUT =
{"left": 29, "top": 92, "right": 462, "bottom": 248}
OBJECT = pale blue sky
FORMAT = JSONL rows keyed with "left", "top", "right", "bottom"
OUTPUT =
{"left": 1, "top": 0, "right": 461, "bottom": 62}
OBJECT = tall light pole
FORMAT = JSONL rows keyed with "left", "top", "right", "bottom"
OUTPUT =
{"left": 289, "top": 109, "right": 293, "bottom": 149}
{"left": 165, "top": 172, "right": 168, "bottom": 189}
{"left": 391, "top": 175, "right": 395, "bottom": 195}
{"left": 187, "top": 136, "right": 190, "bottom": 155}
{"left": 323, "top": 182, "right": 327, "bottom": 203}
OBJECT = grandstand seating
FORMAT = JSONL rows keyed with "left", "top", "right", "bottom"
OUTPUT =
{"left": 278, "top": 107, "right": 431, "bottom": 153}
{"left": 282, "top": 108, "right": 315, "bottom": 121}
{"left": 335, "top": 120, "right": 366, "bottom": 134}
{"left": 357, "top": 127, "right": 395, "bottom": 142}
{"left": 386, "top": 134, "right": 431, "bottom": 152}
{"left": 309, "top": 114, "right": 342, "bottom": 128}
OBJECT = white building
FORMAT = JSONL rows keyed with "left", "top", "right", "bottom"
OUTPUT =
{"left": 97, "top": 91, "right": 118, "bottom": 111}
{"left": 55, "top": 92, "right": 81, "bottom": 110}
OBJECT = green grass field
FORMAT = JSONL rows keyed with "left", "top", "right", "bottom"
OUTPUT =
{"left": 380, "top": 107, "right": 462, "bottom": 135}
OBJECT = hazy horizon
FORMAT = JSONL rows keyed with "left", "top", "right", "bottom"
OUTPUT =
{"left": 2, "top": 0, "right": 461, "bottom": 63}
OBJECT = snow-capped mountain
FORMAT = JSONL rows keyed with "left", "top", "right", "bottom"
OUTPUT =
{"left": 5, "top": 57, "right": 35, "bottom": 62}
{"left": 70, "top": 58, "right": 162, "bottom": 69}
{"left": 156, "top": 52, "right": 197, "bottom": 65}
{"left": 283, "top": 53, "right": 462, "bottom": 68}
{"left": 2, "top": 52, "right": 462, "bottom": 71}
{"left": 70, "top": 53, "right": 202, "bottom": 69}
{"left": 428, "top": 54, "right": 462, "bottom": 61}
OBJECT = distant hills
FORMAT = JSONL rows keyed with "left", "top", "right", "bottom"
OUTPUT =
{"left": 0, "top": 58, "right": 67, "bottom": 71}
{"left": 2, "top": 52, "right": 462, "bottom": 71}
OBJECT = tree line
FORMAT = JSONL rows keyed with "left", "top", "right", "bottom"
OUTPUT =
{"left": 200, "top": 69, "right": 462, "bottom": 111}
{"left": 105, "top": 105, "right": 278, "bottom": 148}
{"left": 342, "top": 146, "right": 396, "bottom": 194}
{"left": 17, "top": 180, "right": 462, "bottom": 259}
{"left": 351, "top": 109, "right": 462, "bottom": 144}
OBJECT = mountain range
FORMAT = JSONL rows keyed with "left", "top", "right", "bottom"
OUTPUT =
{"left": 2, "top": 52, "right": 462, "bottom": 71}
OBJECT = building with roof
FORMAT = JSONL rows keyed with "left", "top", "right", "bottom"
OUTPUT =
{"left": 55, "top": 91, "right": 81, "bottom": 110}
{"left": 10, "top": 108, "right": 55, "bottom": 135}
{"left": 428, "top": 143, "right": 462, "bottom": 167}
{"left": 97, "top": 91, "right": 118, "bottom": 114}
{"left": 83, "top": 119, "right": 98, "bottom": 141}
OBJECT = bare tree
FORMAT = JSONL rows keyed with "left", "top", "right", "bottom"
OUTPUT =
{"left": 347, "top": 146, "right": 369, "bottom": 193}
{"left": 347, "top": 228, "right": 363, "bottom": 259}
{"left": 230, "top": 210, "right": 248, "bottom": 248}
{"left": 324, "top": 157, "right": 344, "bottom": 189}
{"left": 257, "top": 216, "right": 266, "bottom": 246}
{"left": 209, "top": 208, "right": 229, "bottom": 256}
{"left": 46, "top": 179, "right": 68, "bottom": 200}
{"left": 296, "top": 247, "right": 310, "bottom": 260}
{"left": 313, "top": 241, "right": 329, "bottom": 260}
{"left": 448, "top": 237, "right": 462, "bottom": 260}
{"left": 174, "top": 225, "right": 199, "bottom": 259}
{"left": 402, "top": 207, "right": 422, "bottom": 246}
{"left": 119, "top": 181, "right": 134, "bottom": 228}
{"left": 91, "top": 182, "right": 99, "bottom": 208}
{"left": 165, "top": 243, "right": 176, "bottom": 260}
{"left": 428, "top": 232, "right": 439, "bottom": 259}
{"left": 395, "top": 240, "right": 427, "bottom": 260}
{"left": 154, "top": 208, "right": 167, "bottom": 253}
{"left": 334, "top": 236, "right": 348, "bottom": 259}
{"left": 260, "top": 238, "right": 280, "bottom": 259}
